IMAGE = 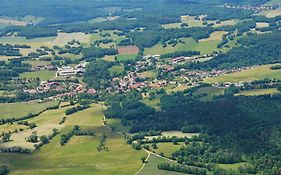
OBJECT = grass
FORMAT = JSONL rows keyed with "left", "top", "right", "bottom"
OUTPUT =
{"left": 0, "top": 101, "right": 59, "bottom": 119}
{"left": 193, "top": 86, "right": 226, "bottom": 101}
{"left": 139, "top": 71, "right": 157, "bottom": 79}
{"left": 106, "top": 118, "right": 130, "bottom": 134}
{"left": 48, "top": 32, "right": 91, "bottom": 46}
{"left": 237, "top": 88, "right": 280, "bottom": 96}
{"left": 140, "top": 98, "right": 161, "bottom": 111}
{"left": 116, "top": 54, "right": 138, "bottom": 61}
{"left": 161, "top": 131, "right": 199, "bottom": 138}
{"left": 144, "top": 37, "right": 222, "bottom": 56}
{"left": 256, "top": 22, "right": 269, "bottom": 28}
{"left": 204, "top": 64, "right": 281, "bottom": 83}
{"left": 199, "top": 31, "right": 228, "bottom": 42}
{"left": 108, "top": 65, "right": 124, "bottom": 75}
{"left": 0, "top": 104, "right": 147, "bottom": 175}
{"left": 162, "top": 23, "right": 182, "bottom": 29}
{"left": 23, "top": 60, "right": 50, "bottom": 68}
{"left": 0, "top": 124, "right": 28, "bottom": 134}
{"left": 20, "top": 70, "right": 56, "bottom": 81}
{"left": 257, "top": 9, "right": 281, "bottom": 18}
{"left": 139, "top": 154, "right": 183, "bottom": 175}
{"left": 148, "top": 143, "right": 184, "bottom": 158}
{"left": 218, "top": 163, "right": 246, "bottom": 170}
{"left": 265, "top": 0, "right": 281, "bottom": 5}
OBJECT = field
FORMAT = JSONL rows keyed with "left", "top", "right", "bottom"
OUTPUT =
{"left": 148, "top": 143, "right": 184, "bottom": 158}
{"left": 218, "top": 163, "right": 247, "bottom": 170}
{"left": 144, "top": 37, "right": 223, "bottom": 56}
{"left": 139, "top": 154, "right": 183, "bottom": 175}
{"left": 118, "top": 45, "right": 139, "bottom": 55}
{"left": 193, "top": 86, "right": 226, "bottom": 101}
{"left": 20, "top": 71, "right": 56, "bottom": 81}
{"left": 0, "top": 17, "right": 28, "bottom": 26}
{"left": 204, "top": 64, "right": 281, "bottom": 83}
{"left": 116, "top": 54, "right": 138, "bottom": 61}
{"left": 256, "top": 22, "right": 269, "bottom": 28}
{"left": 0, "top": 101, "right": 58, "bottom": 119}
{"left": 265, "top": 0, "right": 281, "bottom": 5}
{"left": 48, "top": 32, "right": 91, "bottom": 46}
{"left": 213, "top": 20, "right": 237, "bottom": 28}
{"left": 23, "top": 60, "right": 50, "bottom": 68}
{"left": 258, "top": 9, "right": 281, "bottom": 18}
{"left": 106, "top": 118, "right": 130, "bottom": 134}
{"left": 199, "top": 31, "right": 228, "bottom": 42}
{"left": 108, "top": 65, "right": 124, "bottom": 75}
{"left": 0, "top": 104, "right": 147, "bottom": 175}
{"left": 180, "top": 15, "right": 204, "bottom": 27}
{"left": 139, "top": 71, "right": 157, "bottom": 79}
{"left": 237, "top": 88, "right": 280, "bottom": 96}
{"left": 140, "top": 98, "right": 161, "bottom": 111}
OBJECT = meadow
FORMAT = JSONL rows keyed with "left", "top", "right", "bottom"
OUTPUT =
{"left": 193, "top": 86, "right": 226, "bottom": 101}
{"left": 0, "top": 104, "right": 147, "bottom": 175}
{"left": 20, "top": 71, "right": 57, "bottom": 81}
{"left": 116, "top": 54, "right": 138, "bottom": 61}
{"left": 237, "top": 88, "right": 280, "bottom": 96}
{"left": 0, "top": 101, "right": 59, "bottom": 119}
{"left": 204, "top": 64, "right": 281, "bottom": 83}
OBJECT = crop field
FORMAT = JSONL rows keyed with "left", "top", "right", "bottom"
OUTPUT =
{"left": 0, "top": 104, "right": 147, "bottom": 175}
{"left": 204, "top": 64, "right": 281, "bottom": 83}
{"left": 139, "top": 154, "right": 183, "bottom": 175}
{"left": 144, "top": 37, "right": 222, "bottom": 55}
{"left": 0, "top": 101, "right": 59, "bottom": 119}
{"left": 116, "top": 54, "right": 138, "bottom": 61}
{"left": 193, "top": 86, "right": 226, "bottom": 101}
{"left": 199, "top": 31, "right": 228, "bottom": 42}
{"left": 20, "top": 70, "right": 56, "bottom": 81}
{"left": 237, "top": 88, "right": 280, "bottom": 96}
{"left": 118, "top": 45, "right": 139, "bottom": 55}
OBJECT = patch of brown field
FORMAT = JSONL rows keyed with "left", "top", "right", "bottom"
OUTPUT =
{"left": 0, "top": 18, "right": 28, "bottom": 26}
{"left": 118, "top": 45, "right": 139, "bottom": 55}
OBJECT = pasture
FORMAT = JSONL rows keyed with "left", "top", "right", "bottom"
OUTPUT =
{"left": 193, "top": 86, "right": 226, "bottom": 101}
{"left": 144, "top": 37, "right": 222, "bottom": 55}
{"left": 237, "top": 88, "right": 280, "bottom": 96}
{"left": 256, "top": 22, "right": 269, "bottom": 28}
{"left": 139, "top": 154, "right": 183, "bottom": 175}
{"left": 48, "top": 32, "right": 91, "bottom": 46}
{"left": 108, "top": 65, "right": 124, "bottom": 75}
{"left": 20, "top": 70, "right": 56, "bottom": 81}
{"left": 116, "top": 54, "right": 138, "bottom": 61}
{"left": 23, "top": 60, "right": 50, "bottom": 68}
{"left": 204, "top": 64, "right": 281, "bottom": 83}
{"left": 258, "top": 9, "right": 281, "bottom": 18}
{"left": 147, "top": 143, "right": 184, "bottom": 158}
{"left": 0, "top": 101, "right": 59, "bottom": 119}
{"left": 0, "top": 17, "right": 28, "bottom": 26}
{"left": 140, "top": 98, "right": 161, "bottom": 111}
{"left": 199, "top": 31, "right": 228, "bottom": 42}
{"left": 265, "top": 0, "right": 281, "bottom": 5}
{"left": 0, "top": 104, "right": 147, "bottom": 175}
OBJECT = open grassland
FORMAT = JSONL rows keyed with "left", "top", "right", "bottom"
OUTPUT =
{"left": 0, "top": 104, "right": 147, "bottom": 175}
{"left": 0, "top": 18, "right": 28, "bottom": 26}
{"left": 218, "top": 163, "right": 247, "bottom": 170}
{"left": 265, "top": 0, "right": 281, "bottom": 5}
{"left": 118, "top": 45, "right": 139, "bottom": 55}
{"left": 148, "top": 143, "right": 184, "bottom": 158}
{"left": 144, "top": 37, "right": 222, "bottom": 55}
{"left": 256, "top": 22, "right": 269, "bottom": 28}
{"left": 48, "top": 32, "right": 91, "bottom": 46}
{"left": 0, "top": 55, "right": 18, "bottom": 61}
{"left": 139, "top": 71, "right": 157, "bottom": 79}
{"left": 0, "top": 124, "right": 28, "bottom": 134}
{"left": 161, "top": 131, "right": 199, "bottom": 138}
{"left": 162, "top": 23, "right": 182, "bottom": 29}
{"left": 193, "top": 86, "right": 226, "bottom": 101}
{"left": 116, "top": 54, "right": 138, "bottom": 61}
{"left": 139, "top": 154, "right": 183, "bottom": 175}
{"left": 20, "top": 71, "right": 56, "bottom": 81}
{"left": 102, "top": 55, "right": 116, "bottom": 62}
{"left": 257, "top": 9, "right": 281, "bottom": 18}
{"left": 108, "top": 65, "right": 124, "bottom": 75}
{"left": 213, "top": 20, "right": 237, "bottom": 28}
{"left": 165, "top": 85, "right": 190, "bottom": 94}
{"left": 0, "top": 101, "right": 59, "bottom": 119}
{"left": 204, "top": 64, "right": 281, "bottom": 83}
{"left": 141, "top": 98, "right": 161, "bottom": 111}
{"left": 23, "top": 60, "right": 50, "bottom": 68}
{"left": 237, "top": 88, "right": 280, "bottom": 96}
{"left": 199, "top": 31, "right": 228, "bottom": 42}
{"left": 88, "top": 16, "right": 119, "bottom": 24}
{"left": 180, "top": 15, "right": 204, "bottom": 27}
{"left": 106, "top": 118, "right": 130, "bottom": 134}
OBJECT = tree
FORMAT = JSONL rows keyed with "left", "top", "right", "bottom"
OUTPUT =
{"left": 2, "top": 133, "right": 11, "bottom": 142}
{"left": 152, "top": 143, "right": 158, "bottom": 149}
{"left": 40, "top": 135, "right": 49, "bottom": 144}
{"left": 141, "top": 156, "right": 146, "bottom": 163}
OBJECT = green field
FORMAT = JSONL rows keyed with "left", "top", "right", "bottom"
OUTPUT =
{"left": 265, "top": 0, "right": 281, "bottom": 5}
{"left": 116, "top": 54, "right": 138, "bottom": 61}
{"left": 193, "top": 86, "right": 226, "bottom": 101}
{"left": 20, "top": 71, "right": 56, "bottom": 81}
{"left": 23, "top": 60, "right": 51, "bottom": 68}
{"left": 106, "top": 118, "right": 130, "bottom": 134}
{"left": 147, "top": 143, "right": 184, "bottom": 158}
{"left": 139, "top": 154, "right": 183, "bottom": 175}
{"left": 218, "top": 163, "right": 247, "bottom": 170}
{"left": 140, "top": 98, "right": 161, "bottom": 111}
{"left": 0, "top": 101, "right": 59, "bottom": 119}
{"left": 144, "top": 37, "right": 222, "bottom": 56}
{"left": 108, "top": 65, "right": 124, "bottom": 75}
{"left": 204, "top": 64, "right": 281, "bottom": 83}
{"left": 0, "top": 104, "right": 147, "bottom": 175}
{"left": 237, "top": 88, "right": 280, "bottom": 96}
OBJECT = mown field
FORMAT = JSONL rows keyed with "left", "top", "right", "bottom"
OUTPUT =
{"left": 204, "top": 64, "right": 281, "bottom": 83}
{"left": 0, "top": 101, "right": 59, "bottom": 119}
{"left": 0, "top": 104, "right": 147, "bottom": 175}
{"left": 144, "top": 37, "right": 223, "bottom": 56}
{"left": 20, "top": 71, "right": 56, "bottom": 81}
{"left": 237, "top": 88, "right": 280, "bottom": 96}
{"left": 193, "top": 86, "right": 226, "bottom": 101}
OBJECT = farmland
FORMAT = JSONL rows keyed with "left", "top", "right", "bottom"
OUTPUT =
{"left": 204, "top": 64, "right": 281, "bottom": 83}
{"left": 0, "top": 101, "right": 59, "bottom": 119}
{"left": 237, "top": 88, "right": 280, "bottom": 96}
{"left": 20, "top": 71, "right": 57, "bottom": 81}
{"left": 0, "top": 104, "right": 147, "bottom": 175}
